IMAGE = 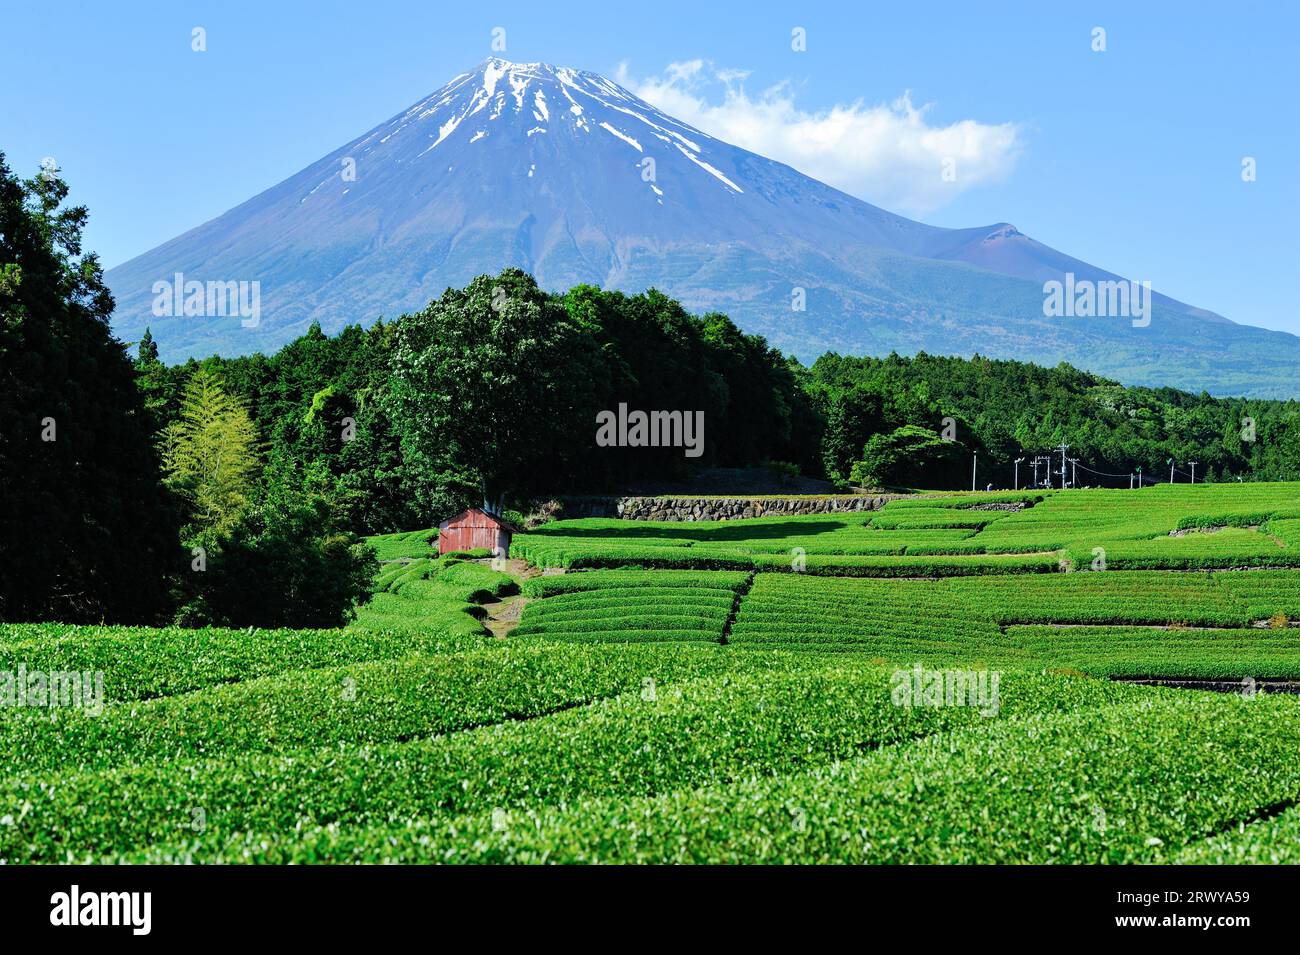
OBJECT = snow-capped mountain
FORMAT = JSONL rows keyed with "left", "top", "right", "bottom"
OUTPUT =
{"left": 107, "top": 58, "right": 1300, "bottom": 396}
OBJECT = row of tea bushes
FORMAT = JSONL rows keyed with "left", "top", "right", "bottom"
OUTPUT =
{"left": 82, "top": 668, "right": 1148, "bottom": 864}
{"left": 0, "top": 641, "right": 822, "bottom": 791}
{"left": 0, "top": 623, "right": 465, "bottom": 706}
{"left": 105, "top": 691, "right": 1299, "bottom": 864}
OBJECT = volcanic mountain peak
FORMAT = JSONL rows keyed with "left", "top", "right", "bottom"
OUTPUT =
{"left": 337, "top": 55, "right": 743, "bottom": 202}
{"left": 982, "top": 224, "right": 1024, "bottom": 242}
{"left": 104, "top": 58, "right": 1300, "bottom": 397}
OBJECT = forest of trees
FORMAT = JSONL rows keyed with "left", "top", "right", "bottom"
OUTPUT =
{"left": 137, "top": 270, "right": 820, "bottom": 536}
{"left": 1, "top": 154, "right": 374, "bottom": 627}
{"left": 140, "top": 279, "right": 1300, "bottom": 535}
{"left": 0, "top": 154, "right": 178, "bottom": 623}
{"left": 6, "top": 153, "right": 1300, "bottom": 627}
{"left": 806, "top": 353, "right": 1300, "bottom": 489}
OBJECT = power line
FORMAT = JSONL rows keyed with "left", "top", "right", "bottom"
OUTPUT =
{"left": 1073, "top": 461, "right": 1134, "bottom": 480}
{"left": 1012, "top": 451, "right": 1219, "bottom": 490}
{"left": 1055, "top": 459, "right": 1177, "bottom": 488}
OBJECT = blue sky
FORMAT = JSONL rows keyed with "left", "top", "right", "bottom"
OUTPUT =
{"left": 3, "top": 0, "right": 1296, "bottom": 334}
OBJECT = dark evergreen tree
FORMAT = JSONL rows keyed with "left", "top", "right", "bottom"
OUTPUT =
{"left": 0, "top": 154, "right": 179, "bottom": 622}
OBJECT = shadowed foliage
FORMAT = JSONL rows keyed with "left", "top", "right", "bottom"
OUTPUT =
{"left": 0, "top": 154, "right": 179, "bottom": 623}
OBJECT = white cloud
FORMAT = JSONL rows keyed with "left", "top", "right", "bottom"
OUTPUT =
{"left": 615, "top": 60, "right": 1023, "bottom": 215}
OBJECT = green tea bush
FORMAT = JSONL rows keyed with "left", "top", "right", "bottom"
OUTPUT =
{"left": 350, "top": 555, "right": 517, "bottom": 635}
{"left": 366, "top": 528, "right": 438, "bottom": 561}
{"left": 1172, "top": 806, "right": 1300, "bottom": 864}
{"left": 514, "top": 572, "right": 738, "bottom": 643}
{"left": 1, "top": 642, "right": 795, "bottom": 777}
{"left": 521, "top": 570, "right": 749, "bottom": 598}
{"left": 13, "top": 667, "right": 1148, "bottom": 863}
{"left": 106, "top": 689, "right": 1300, "bottom": 864}
{"left": 1006, "top": 625, "right": 1300, "bottom": 678}
{"left": 147, "top": 691, "right": 1294, "bottom": 862}
{"left": 727, "top": 572, "right": 1300, "bottom": 669}
{"left": 0, "top": 624, "right": 464, "bottom": 705}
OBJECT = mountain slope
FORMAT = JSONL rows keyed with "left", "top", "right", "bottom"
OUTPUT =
{"left": 106, "top": 58, "right": 1299, "bottom": 396}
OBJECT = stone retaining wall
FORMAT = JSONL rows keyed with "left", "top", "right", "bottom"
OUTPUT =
{"left": 610, "top": 494, "right": 902, "bottom": 521}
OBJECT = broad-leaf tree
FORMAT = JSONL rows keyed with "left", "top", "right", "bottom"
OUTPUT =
{"left": 386, "top": 269, "right": 598, "bottom": 517}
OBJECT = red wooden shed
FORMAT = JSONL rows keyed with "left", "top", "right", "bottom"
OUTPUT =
{"left": 437, "top": 507, "right": 517, "bottom": 557}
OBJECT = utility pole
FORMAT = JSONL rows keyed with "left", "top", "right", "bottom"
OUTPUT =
{"left": 1136, "top": 466, "right": 1143, "bottom": 488}
{"left": 1129, "top": 472, "right": 1134, "bottom": 490}
{"left": 1014, "top": 457, "right": 1024, "bottom": 491}
{"left": 972, "top": 452, "right": 978, "bottom": 492}
{"left": 1168, "top": 458, "right": 1175, "bottom": 484}
{"left": 1068, "top": 457, "right": 1078, "bottom": 487}
{"left": 1190, "top": 461, "right": 1197, "bottom": 484}
{"left": 1058, "top": 443, "right": 1070, "bottom": 491}
{"left": 1031, "top": 456, "right": 1039, "bottom": 487}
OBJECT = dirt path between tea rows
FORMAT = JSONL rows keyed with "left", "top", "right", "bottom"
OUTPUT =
{"left": 481, "top": 593, "right": 531, "bottom": 638}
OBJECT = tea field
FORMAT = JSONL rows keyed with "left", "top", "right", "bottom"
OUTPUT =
{"left": 514, "top": 483, "right": 1300, "bottom": 571}
{"left": 4, "top": 484, "right": 1300, "bottom": 864}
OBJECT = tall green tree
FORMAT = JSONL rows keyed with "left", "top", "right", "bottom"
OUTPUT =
{"left": 811, "top": 351, "right": 1300, "bottom": 487}
{"left": 850, "top": 424, "right": 969, "bottom": 489}
{"left": 134, "top": 326, "right": 176, "bottom": 433}
{"left": 0, "top": 154, "right": 179, "bottom": 623}
{"left": 819, "top": 385, "right": 885, "bottom": 483}
{"left": 386, "top": 269, "right": 599, "bottom": 516}
{"left": 161, "top": 368, "right": 261, "bottom": 536}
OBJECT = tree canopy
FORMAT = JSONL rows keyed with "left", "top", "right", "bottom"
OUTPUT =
{"left": 0, "top": 153, "right": 178, "bottom": 623}
{"left": 162, "top": 368, "right": 261, "bottom": 536}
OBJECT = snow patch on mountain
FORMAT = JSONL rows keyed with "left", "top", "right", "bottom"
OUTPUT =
{"left": 599, "top": 122, "right": 642, "bottom": 151}
{"left": 358, "top": 57, "right": 744, "bottom": 198}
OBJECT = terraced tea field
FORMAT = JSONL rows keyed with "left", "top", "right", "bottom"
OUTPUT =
{"left": 726, "top": 572, "right": 1300, "bottom": 675}
{"left": 514, "top": 570, "right": 748, "bottom": 643}
{"left": 5, "top": 485, "right": 1300, "bottom": 864}
{"left": 515, "top": 482, "right": 1300, "bottom": 572}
